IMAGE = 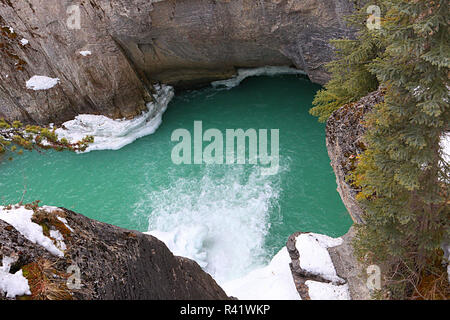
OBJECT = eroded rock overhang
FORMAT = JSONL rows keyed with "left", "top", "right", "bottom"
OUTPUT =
{"left": 0, "top": 0, "right": 355, "bottom": 124}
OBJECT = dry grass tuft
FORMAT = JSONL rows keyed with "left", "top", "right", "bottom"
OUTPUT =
{"left": 412, "top": 267, "right": 450, "bottom": 300}
{"left": 20, "top": 259, "right": 72, "bottom": 300}
{"left": 31, "top": 207, "right": 72, "bottom": 239}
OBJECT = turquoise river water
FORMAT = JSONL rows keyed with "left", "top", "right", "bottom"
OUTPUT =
{"left": 0, "top": 75, "right": 352, "bottom": 283}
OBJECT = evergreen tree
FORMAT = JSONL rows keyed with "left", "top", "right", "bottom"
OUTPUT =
{"left": 0, "top": 118, "right": 93, "bottom": 159}
{"left": 354, "top": 0, "right": 449, "bottom": 299}
{"left": 310, "top": 1, "right": 385, "bottom": 122}
{"left": 312, "top": 0, "right": 449, "bottom": 298}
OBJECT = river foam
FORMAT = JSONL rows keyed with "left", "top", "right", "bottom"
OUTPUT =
{"left": 211, "top": 66, "right": 306, "bottom": 89}
{"left": 142, "top": 165, "right": 281, "bottom": 284}
{"left": 55, "top": 84, "right": 174, "bottom": 152}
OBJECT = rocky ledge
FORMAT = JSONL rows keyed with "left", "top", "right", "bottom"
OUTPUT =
{"left": 326, "top": 90, "right": 385, "bottom": 224}
{"left": 0, "top": 204, "right": 229, "bottom": 300}
{"left": 286, "top": 227, "right": 370, "bottom": 300}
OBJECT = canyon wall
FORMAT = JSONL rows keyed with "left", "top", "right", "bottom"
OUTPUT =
{"left": 127, "top": 0, "right": 355, "bottom": 87}
{"left": 0, "top": 0, "right": 354, "bottom": 124}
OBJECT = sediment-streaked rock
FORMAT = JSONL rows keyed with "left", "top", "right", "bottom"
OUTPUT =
{"left": 131, "top": 0, "right": 356, "bottom": 87}
{"left": 0, "top": 1, "right": 155, "bottom": 125}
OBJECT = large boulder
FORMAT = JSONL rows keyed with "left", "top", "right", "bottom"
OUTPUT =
{"left": 0, "top": 205, "right": 229, "bottom": 300}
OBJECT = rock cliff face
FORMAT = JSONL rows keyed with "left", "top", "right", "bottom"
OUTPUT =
{"left": 0, "top": 205, "right": 229, "bottom": 300}
{"left": 0, "top": 0, "right": 355, "bottom": 124}
{"left": 128, "top": 0, "right": 355, "bottom": 87}
{"left": 0, "top": 1, "right": 154, "bottom": 125}
{"left": 327, "top": 227, "right": 371, "bottom": 299}
{"left": 325, "top": 90, "right": 384, "bottom": 224}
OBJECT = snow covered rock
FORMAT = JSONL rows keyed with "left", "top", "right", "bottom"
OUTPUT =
{"left": 0, "top": 256, "right": 31, "bottom": 299}
{"left": 0, "top": 205, "right": 229, "bottom": 300}
{"left": 26, "top": 76, "right": 60, "bottom": 91}
{"left": 0, "top": 206, "right": 65, "bottom": 257}
{"left": 305, "top": 281, "right": 350, "bottom": 300}
{"left": 288, "top": 232, "right": 350, "bottom": 300}
{"left": 285, "top": 229, "right": 369, "bottom": 300}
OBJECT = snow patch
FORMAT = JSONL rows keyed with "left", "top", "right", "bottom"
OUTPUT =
{"left": 295, "top": 233, "right": 344, "bottom": 284}
{"left": 306, "top": 281, "right": 350, "bottom": 300}
{"left": 57, "top": 217, "right": 74, "bottom": 233}
{"left": 50, "top": 229, "right": 67, "bottom": 251}
{"left": 26, "top": 75, "right": 60, "bottom": 91}
{"left": 79, "top": 50, "right": 92, "bottom": 56}
{"left": 222, "top": 247, "right": 301, "bottom": 300}
{"left": 20, "top": 38, "right": 29, "bottom": 46}
{"left": 2, "top": 26, "right": 14, "bottom": 33}
{"left": 441, "top": 133, "right": 449, "bottom": 165}
{"left": 212, "top": 66, "right": 306, "bottom": 89}
{"left": 55, "top": 84, "right": 174, "bottom": 152}
{"left": 0, "top": 256, "right": 31, "bottom": 299}
{"left": 143, "top": 165, "right": 280, "bottom": 284}
{"left": 0, "top": 206, "right": 64, "bottom": 257}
